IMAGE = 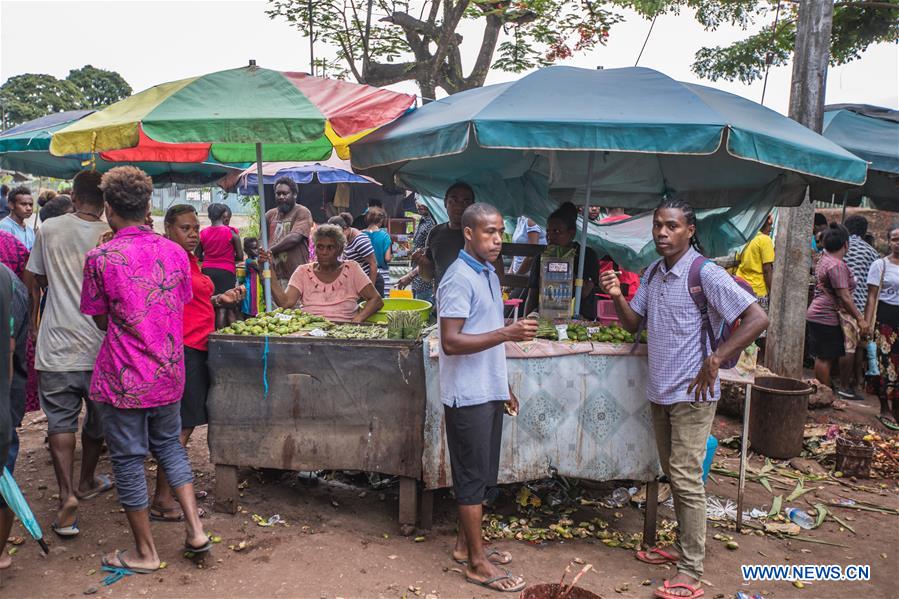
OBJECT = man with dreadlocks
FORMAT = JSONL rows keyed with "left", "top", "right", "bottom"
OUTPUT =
{"left": 600, "top": 198, "right": 768, "bottom": 599}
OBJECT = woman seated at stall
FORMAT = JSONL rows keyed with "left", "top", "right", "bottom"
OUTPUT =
{"left": 259, "top": 224, "right": 384, "bottom": 323}
{"left": 524, "top": 202, "right": 600, "bottom": 320}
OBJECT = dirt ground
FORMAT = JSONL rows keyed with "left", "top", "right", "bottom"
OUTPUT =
{"left": 1, "top": 394, "right": 897, "bottom": 599}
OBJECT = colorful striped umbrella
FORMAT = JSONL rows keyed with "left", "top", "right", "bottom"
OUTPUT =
{"left": 49, "top": 63, "right": 416, "bottom": 163}
{"left": 50, "top": 63, "right": 416, "bottom": 309}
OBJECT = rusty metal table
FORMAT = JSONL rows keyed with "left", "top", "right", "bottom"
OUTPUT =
{"left": 206, "top": 334, "right": 426, "bottom": 528}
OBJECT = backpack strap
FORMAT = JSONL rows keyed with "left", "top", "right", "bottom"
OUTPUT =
{"left": 688, "top": 256, "right": 718, "bottom": 359}
{"left": 630, "top": 260, "right": 663, "bottom": 354}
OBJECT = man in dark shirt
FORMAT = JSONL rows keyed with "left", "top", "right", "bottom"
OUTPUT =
{"left": 417, "top": 183, "right": 476, "bottom": 288}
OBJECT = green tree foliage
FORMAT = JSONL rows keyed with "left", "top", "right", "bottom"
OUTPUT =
{"left": 266, "top": 0, "right": 898, "bottom": 98}
{"left": 0, "top": 65, "right": 132, "bottom": 129}
{"left": 266, "top": 0, "right": 620, "bottom": 99}
{"left": 67, "top": 65, "right": 132, "bottom": 108}
{"left": 635, "top": 0, "right": 899, "bottom": 84}
{"left": 0, "top": 74, "right": 85, "bottom": 128}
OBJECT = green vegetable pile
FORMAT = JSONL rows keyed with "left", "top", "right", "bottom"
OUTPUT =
{"left": 327, "top": 324, "right": 387, "bottom": 340}
{"left": 387, "top": 310, "right": 423, "bottom": 340}
{"left": 535, "top": 319, "right": 559, "bottom": 340}
{"left": 533, "top": 320, "right": 648, "bottom": 344}
{"left": 216, "top": 309, "right": 329, "bottom": 337}
{"left": 590, "top": 324, "right": 647, "bottom": 344}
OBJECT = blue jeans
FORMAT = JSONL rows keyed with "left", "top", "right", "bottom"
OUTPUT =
{"left": 95, "top": 401, "right": 194, "bottom": 511}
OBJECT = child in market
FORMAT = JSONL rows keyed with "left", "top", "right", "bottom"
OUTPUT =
{"left": 241, "top": 237, "right": 261, "bottom": 318}
{"left": 599, "top": 198, "right": 768, "bottom": 599}
{"left": 437, "top": 202, "right": 537, "bottom": 593}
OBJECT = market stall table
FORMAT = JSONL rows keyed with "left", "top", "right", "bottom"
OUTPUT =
{"left": 421, "top": 333, "right": 758, "bottom": 543}
{"left": 421, "top": 334, "right": 665, "bottom": 541}
{"left": 206, "top": 333, "right": 426, "bottom": 527}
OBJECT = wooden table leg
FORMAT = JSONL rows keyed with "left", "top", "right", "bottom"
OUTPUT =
{"left": 214, "top": 464, "right": 239, "bottom": 514}
{"left": 398, "top": 477, "right": 418, "bottom": 534}
{"left": 419, "top": 489, "right": 434, "bottom": 531}
{"left": 736, "top": 382, "right": 752, "bottom": 533}
{"left": 642, "top": 480, "right": 659, "bottom": 548}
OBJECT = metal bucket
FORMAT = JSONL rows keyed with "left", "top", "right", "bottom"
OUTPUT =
{"left": 520, "top": 584, "right": 601, "bottom": 599}
{"left": 748, "top": 376, "right": 815, "bottom": 459}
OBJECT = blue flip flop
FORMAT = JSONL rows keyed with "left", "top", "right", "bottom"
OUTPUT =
{"left": 51, "top": 519, "right": 79, "bottom": 538}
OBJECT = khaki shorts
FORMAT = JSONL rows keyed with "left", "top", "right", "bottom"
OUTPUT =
{"left": 838, "top": 311, "right": 859, "bottom": 353}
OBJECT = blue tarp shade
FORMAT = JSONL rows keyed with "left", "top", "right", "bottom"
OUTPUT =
{"left": 353, "top": 66, "right": 868, "bottom": 203}
{"left": 822, "top": 104, "right": 899, "bottom": 206}
{"left": 355, "top": 66, "right": 865, "bottom": 270}
{"left": 238, "top": 163, "right": 372, "bottom": 195}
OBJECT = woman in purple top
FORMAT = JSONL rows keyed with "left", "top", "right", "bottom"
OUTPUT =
{"left": 805, "top": 223, "right": 869, "bottom": 389}
{"left": 80, "top": 166, "right": 210, "bottom": 573}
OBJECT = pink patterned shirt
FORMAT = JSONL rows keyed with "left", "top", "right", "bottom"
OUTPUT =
{"left": 80, "top": 226, "right": 192, "bottom": 409}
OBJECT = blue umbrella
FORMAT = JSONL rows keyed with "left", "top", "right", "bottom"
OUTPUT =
{"left": 822, "top": 104, "right": 899, "bottom": 207}
{"left": 0, "top": 467, "right": 49, "bottom": 554}
{"left": 236, "top": 161, "right": 374, "bottom": 195}
{"left": 352, "top": 66, "right": 868, "bottom": 305}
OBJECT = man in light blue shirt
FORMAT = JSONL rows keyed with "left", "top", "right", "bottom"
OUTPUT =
{"left": 438, "top": 203, "right": 536, "bottom": 593}
{"left": 0, "top": 186, "right": 35, "bottom": 250}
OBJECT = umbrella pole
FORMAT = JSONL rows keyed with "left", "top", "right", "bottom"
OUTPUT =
{"left": 256, "top": 143, "right": 273, "bottom": 312}
{"left": 573, "top": 152, "right": 596, "bottom": 317}
{"left": 840, "top": 191, "right": 849, "bottom": 221}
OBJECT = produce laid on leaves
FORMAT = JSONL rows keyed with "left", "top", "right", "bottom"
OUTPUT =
{"left": 327, "top": 324, "right": 388, "bottom": 340}
{"left": 215, "top": 308, "right": 397, "bottom": 339}
{"left": 216, "top": 309, "right": 329, "bottom": 336}
{"left": 533, "top": 320, "right": 648, "bottom": 344}
{"left": 535, "top": 318, "right": 559, "bottom": 340}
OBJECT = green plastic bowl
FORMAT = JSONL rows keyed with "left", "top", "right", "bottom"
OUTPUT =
{"left": 361, "top": 298, "right": 432, "bottom": 323}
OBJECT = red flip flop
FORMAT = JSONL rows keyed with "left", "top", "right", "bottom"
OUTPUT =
{"left": 654, "top": 580, "right": 705, "bottom": 599}
{"left": 636, "top": 547, "right": 678, "bottom": 565}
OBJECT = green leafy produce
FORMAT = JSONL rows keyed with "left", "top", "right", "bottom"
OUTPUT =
{"left": 535, "top": 318, "right": 558, "bottom": 340}
{"left": 386, "top": 310, "right": 422, "bottom": 340}
{"left": 326, "top": 324, "right": 388, "bottom": 340}
{"left": 215, "top": 309, "right": 330, "bottom": 337}
{"left": 588, "top": 323, "right": 642, "bottom": 344}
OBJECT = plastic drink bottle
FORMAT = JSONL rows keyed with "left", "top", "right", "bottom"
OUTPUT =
{"left": 785, "top": 507, "right": 815, "bottom": 529}
{"left": 866, "top": 339, "right": 880, "bottom": 376}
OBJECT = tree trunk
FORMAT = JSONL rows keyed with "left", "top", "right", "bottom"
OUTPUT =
{"left": 764, "top": 0, "right": 834, "bottom": 378}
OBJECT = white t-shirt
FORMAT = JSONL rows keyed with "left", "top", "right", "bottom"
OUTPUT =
{"left": 867, "top": 258, "right": 899, "bottom": 307}
{"left": 26, "top": 213, "right": 110, "bottom": 371}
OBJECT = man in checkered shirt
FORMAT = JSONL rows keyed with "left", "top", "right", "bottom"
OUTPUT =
{"left": 600, "top": 199, "right": 768, "bottom": 599}
{"left": 838, "top": 215, "right": 880, "bottom": 400}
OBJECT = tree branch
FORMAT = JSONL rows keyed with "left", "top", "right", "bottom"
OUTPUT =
{"left": 364, "top": 61, "right": 424, "bottom": 87}
{"left": 382, "top": 11, "right": 442, "bottom": 38}
{"left": 429, "top": 0, "right": 471, "bottom": 82}
{"left": 459, "top": 12, "right": 503, "bottom": 89}
{"left": 337, "top": 7, "right": 364, "bottom": 81}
